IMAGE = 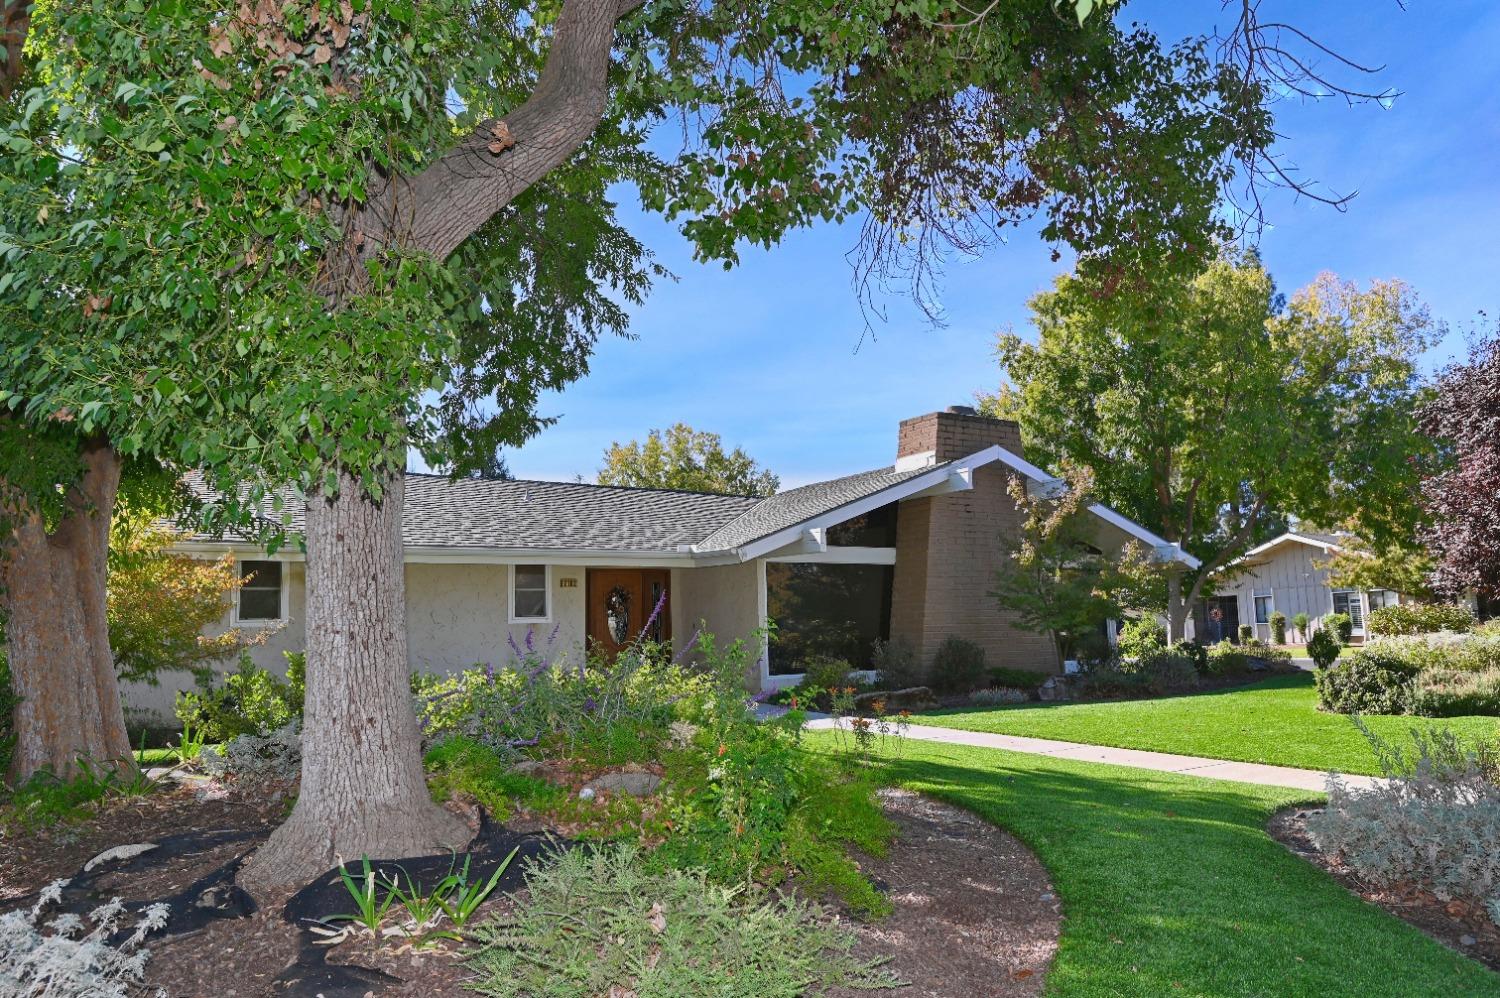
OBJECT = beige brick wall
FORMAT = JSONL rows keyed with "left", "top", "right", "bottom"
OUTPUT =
{"left": 891, "top": 411, "right": 1061, "bottom": 680}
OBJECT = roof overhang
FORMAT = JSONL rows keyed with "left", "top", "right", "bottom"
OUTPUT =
{"left": 1225, "top": 531, "right": 1347, "bottom": 570}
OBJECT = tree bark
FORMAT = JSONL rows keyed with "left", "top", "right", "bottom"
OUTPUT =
{"left": 2, "top": 440, "right": 131, "bottom": 784}
{"left": 238, "top": 468, "right": 470, "bottom": 892}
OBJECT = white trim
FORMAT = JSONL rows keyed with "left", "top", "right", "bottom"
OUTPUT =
{"left": 1232, "top": 531, "right": 1346, "bottom": 567}
{"left": 508, "top": 563, "right": 553, "bottom": 624}
{"left": 766, "top": 546, "right": 898, "bottom": 565}
{"left": 231, "top": 558, "right": 290, "bottom": 626}
{"left": 756, "top": 558, "right": 770, "bottom": 690}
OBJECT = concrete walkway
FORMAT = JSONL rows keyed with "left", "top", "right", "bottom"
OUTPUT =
{"left": 801, "top": 715, "right": 1382, "bottom": 793}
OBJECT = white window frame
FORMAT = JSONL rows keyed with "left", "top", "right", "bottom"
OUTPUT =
{"left": 509, "top": 563, "right": 552, "bottom": 624}
{"left": 1331, "top": 589, "right": 1364, "bottom": 632}
{"left": 1252, "top": 592, "right": 1274, "bottom": 626}
{"left": 233, "top": 558, "right": 289, "bottom": 626}
{"left": 1367, "top": 589, "right": 1397, "bottom": 612}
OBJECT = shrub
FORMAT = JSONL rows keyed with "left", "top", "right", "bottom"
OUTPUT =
{"left": 870, "top": 637, "right": 920, "bottom": 691}
{"left": 1080, "top": 647, "right": 1197, "bottom": 697}
{"left": 1368, "top": 603, "right": 1476, "bottom": 637}
{"left": 1237, "top": 624, "right": 1254, "bottom": 643}
{"left": 987, "top": 666, "right": 1047, "bottom": 690}
{"left": 1411, "top": 669, "right": 1500, "bottom": 718}
{"left": 0, "top": 879, "right": 170, "bottom": 997}
{"left": 1314, "top": 650, "right": 1419, "bottom": 715}
{"left": 968, "top": 687, "right": 1029, "bottom": 707}
{"left": 1071, "top": 629, "right": 1114, "bottom": 669}
{"left": 1240, "top": 638, "right": 1293, "bottom": 667}
{"left": 1116, "top": 616, "right": 1165, "bottom": 660}
{"left": 175, "top": 650, "right": 304, "bottom": 742}
{"left": 1326, "top": 612, "right": 1354, "bottom": 645}
{"left": 1308, "top": 721, "right": 1500, "bottom": 906}
{"left": 929, "top": 636, "right": 986, "bottom": 693}
{"left": 1172, "top": 639, "right": 1208, "bottom": 675}
{"left": 1205, "top": 640, "right": 1250, "bottom": 676}
{"left": 800, "top": 655, "right": 853, "bottom": 694}
{"left": 424, "top": 736, "right": 564, "bottom": 822}
{"left": 1293, "top": 611, "right": 1310, "bottom": 640}
{"left": 1269, "top": 611, "right": 1287, "bottom": 645}
{"left": 465, "top": 846, "right": 900, "bottom": 998}
{"left": 1307, "top": 627, "right": 1342, "bottom": 669}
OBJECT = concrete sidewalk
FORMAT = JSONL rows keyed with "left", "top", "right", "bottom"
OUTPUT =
{"left": 802, "top": 716, "right": 1381, "bottom": 793}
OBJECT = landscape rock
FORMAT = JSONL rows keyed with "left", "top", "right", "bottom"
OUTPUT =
{"left": 583, "top": 772, "right": 663, "bottom": 797}
{"left": 854, "top": 687, "right": 937, "bottom": 712}
{"left": 511, "top": 759, "right": 546, "bottom": 777}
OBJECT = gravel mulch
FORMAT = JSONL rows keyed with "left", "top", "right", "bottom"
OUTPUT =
{"left": 1268, "top": 805, "right": 1500, "bottom": 973}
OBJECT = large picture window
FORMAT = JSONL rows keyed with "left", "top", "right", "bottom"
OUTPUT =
{"left": 766, "top": 562, "right": 894, "bottom": 675}
{"left": 236, "top": 560, "right": 285, "bottom": 623}
{"left": 511, "top": 564, "right": 550, "bottom": 622}
{"left": 1332, "top": 589, "right": 1364, "bottom": 630}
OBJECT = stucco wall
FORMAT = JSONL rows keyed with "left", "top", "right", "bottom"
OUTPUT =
{"left": 674, "top": 561, "right": 765, "bottom": 688}
{"left": 122, "top": 559, "right": 591, "bottom": 725}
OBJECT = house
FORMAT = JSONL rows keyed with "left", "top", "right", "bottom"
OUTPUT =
{"left": 1197, "top": 530, "right": 1406, "bottom": 645}
{"left": 125, "top": 408, "right": 1197, "bottom": 723}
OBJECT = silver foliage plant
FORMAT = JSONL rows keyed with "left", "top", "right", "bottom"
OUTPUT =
{"left": 0, "top": 879, "right": 169, "bottom": 997}
{"left": 199, "top": 721, "right": 302, "bottom": 783}
{"left": 1308, "top": 719, "right": 1500, "bottom": 920}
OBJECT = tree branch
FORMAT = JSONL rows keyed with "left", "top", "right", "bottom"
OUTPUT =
{"left": 2, "top": 0, "right": 32, "bottom": 100}
{"left": 380, "top": 0, "right": 646, "bottom": 262}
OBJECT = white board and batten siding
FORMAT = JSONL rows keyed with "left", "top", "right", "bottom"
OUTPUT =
{"left": 1212, "top": 540, "right": 1400, "bottom": 643}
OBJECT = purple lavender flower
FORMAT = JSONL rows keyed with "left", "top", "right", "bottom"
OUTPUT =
{"left": 548, "top": 622, "right": 560, "bottom": 646}
{"left": 637, "top": 588, "right": 669, "bottom": 642}
{"left": 484, "top": 662, "right": 496, "bottom": 684}
{"left": 583, "top": 696, "right": 597, "bottom": 714}
{"left": 507, "top": 632, "right": 523, "bottom": 660}
{"left": 672, "top": 628, "right": 701, "bottom": 663}
{"left": 525, "top": 628, "right": 535, "bottom": 653}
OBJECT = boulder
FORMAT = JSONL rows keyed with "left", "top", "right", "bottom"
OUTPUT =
{"left": 583, "top": 772, "right": 663, "bottom": 797}
{"left": 854, "top": 687, "right": 937, "bottom": 712}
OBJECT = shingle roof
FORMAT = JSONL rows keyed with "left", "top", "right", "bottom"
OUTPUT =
{"left": 190, "top": 474, "right": 761, "bottom": 553}
{"left": 694, "top": 463, "right": 943, "bottom": 551}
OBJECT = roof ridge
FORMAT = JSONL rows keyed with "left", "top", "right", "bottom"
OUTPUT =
{"left": 401, "top": 469, "right": 763, "bottom": 501}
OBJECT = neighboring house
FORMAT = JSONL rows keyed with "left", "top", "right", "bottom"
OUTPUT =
{"left": 125, "top": 408, "right": 1197, "bottom": 722}
{"left": 1197, "top": 530, "right": 1406, "bottom": 645}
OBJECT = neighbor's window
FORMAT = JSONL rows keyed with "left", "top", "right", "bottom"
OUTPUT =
{"left": 512, "top": 564, "right": 549, "bottom": 621}
{"left": 1332, "top": 589, "right": 1364, "bottom": 629}
{"left": 237, "top": 560, "right": 284, "bottom": 623}
{"left": 1253, "top": 594, "right": 1273, "bottom": 624}
{"left": 1367, "top": 589, "right": 1397, "bottom": 611}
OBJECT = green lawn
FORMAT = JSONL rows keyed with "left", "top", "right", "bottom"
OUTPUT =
{"left": 841, "top": 736, "right": 1499, "bottom": 997}
{"left": 910, "top": 672, "right": 1499, "bottom": 775}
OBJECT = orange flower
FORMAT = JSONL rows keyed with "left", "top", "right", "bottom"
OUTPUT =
{"left": 717, "top": 742, "right": 727, "bottom": 757}
{"left": 899, "top": 709, "right": 912, "bottom": 718}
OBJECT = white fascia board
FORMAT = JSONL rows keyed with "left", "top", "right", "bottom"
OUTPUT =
{"left": 727, "top": 461, "right": 982, "bottom": 563}
{"left": 169, "top": 538, "right": 697, "bottom": 568}
{"left": 766, "top": 546, "right": 898, "bottom": 566}
{"left": 757, "top": 527, "right": 828, "bottom": 559}
{"left": 1227, "top": 532, "right": 1345, "bottom": 569}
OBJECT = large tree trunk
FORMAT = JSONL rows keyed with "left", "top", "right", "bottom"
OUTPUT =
{"left": 2, "top": 440, "right": 131, "bottom": 784}
{"left": 1166, "top": 572, "right": 1189, "bottom": 643}
{"left": 239, "top": 467, "right": 470, "bottom": 893}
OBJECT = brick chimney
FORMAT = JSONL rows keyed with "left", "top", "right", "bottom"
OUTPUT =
{"left": 889, "top": 407, "right": 1059, "bottom": 678}
{"left": 896, "top": 406, "right": 1024, "bottom": 465}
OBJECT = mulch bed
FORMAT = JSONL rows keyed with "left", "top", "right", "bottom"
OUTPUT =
{"left": 2, "top": 780, "right": 1061, "bottom": 996}
{"left": 1268, "top": 805, "right": 1500, "bottom": 973}
{"left": 826, "top": 788, "right": 1060, "bottom": 998}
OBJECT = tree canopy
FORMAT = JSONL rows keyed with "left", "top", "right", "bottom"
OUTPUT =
{"left": 983, "top": 250, "right": 1438, "bottom": 635}
{"left": 1419, "top": 326, "right": 1500, "bottom": 602}
{"left": 599, "top": 423, "right": 779, "bottom": 496}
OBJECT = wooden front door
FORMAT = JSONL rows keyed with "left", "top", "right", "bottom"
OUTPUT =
{"left": 586, "top": 569, "right": 671, "bottom": 660}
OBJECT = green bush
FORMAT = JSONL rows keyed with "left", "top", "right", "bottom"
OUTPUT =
{"left": 988, "top": 666, "right": 1048, "bottom": 690}
{"left": 1172, "top": 639, "right": 1209, "bottom": 675}
{"left": 465, "top": 846, "right": 900, "bottom": 998}
{"left": 1326, "top": 612, "right": 1354, "bottom": 645}
{"left": 1307, "top": 628, "right": 1342, "bottom": 669}
{"left": 1315, "top": 649, "right": 1420, "bottom": 715}
{"left": 930, "top": 636, "right": 986, "bottom": 693}
{"left": 800, "top": 655, "right": 853, "bottom": 694}
{"left": 174, "top": 651, "right": 304, "bottom": 742}
{"left": 1237, "top": 624, "right": 1254, "bottom": 644}
{"left": 1368, "top": 603, "right": 1475, "bottom": 637}
{"left": 1269, "top": 611, "right": 1287, "bottom": 645}
{"left": 1205, "top": 640, "right": 1250, "bottom": 676}
{"left": 1116, "top": 617, "right": 1166, "bottom": 660}
{"left": 1293, "top": 612, "right": 1310, "bottom": 640}
{"left": 871, "top": 637, "right": 920, "bottom": 691}
{"left": 1411, "top": 669, "right": 1500, "bottom": 718}
{"left": 1241, "top": 638, "right": 1293, "bottom": 667}
{"left": 1081, "top": 647, "right": 1197, "bottom": 697}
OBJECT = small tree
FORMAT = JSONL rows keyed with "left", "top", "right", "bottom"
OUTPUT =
{"left": 992, "top": 464, "right": 1166, "bottom": 662}
{"left": 107, "top": 515, "right": 266, "bottom": 686}
{"left": 1307, "top": 627, "right": 1341, "bottom": 669}
{"left": 1269, "top": 611, "right": 1287, "bottom": 645}
{"left": 599, "top": 424, "right": 779, "bottom": 497}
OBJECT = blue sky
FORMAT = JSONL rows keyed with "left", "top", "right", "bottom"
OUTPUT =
{"left": 501, "top": 1, "right": 1500, "bottom": 489}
